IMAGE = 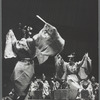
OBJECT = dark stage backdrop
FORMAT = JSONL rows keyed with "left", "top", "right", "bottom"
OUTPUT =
{"left": 2, "top": 0, "right": 98, "bottom": 96}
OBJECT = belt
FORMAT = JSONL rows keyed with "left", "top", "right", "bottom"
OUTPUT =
{"left": 19, "top": 58, "right": 34, "bottom": 62}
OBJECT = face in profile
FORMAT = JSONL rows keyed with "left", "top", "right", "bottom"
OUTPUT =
{"left": 39, "top": 28, "right": 51, "bottom": 40}
{"left": 39, "top": 24, "right": 57, "bottom": 41}
{"left": 68, "top": 57, "right": 75, "bottom": 66}
{"left": 58, "top": 56, "right": 62, "bottom": 66}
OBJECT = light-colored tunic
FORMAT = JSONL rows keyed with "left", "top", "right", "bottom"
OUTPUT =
{"left": 4, "top": 23, "right": 65, "bottom": 96}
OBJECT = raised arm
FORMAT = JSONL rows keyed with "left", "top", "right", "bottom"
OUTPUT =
{"left": 4, "top": 29, "right": 17, "bottom": 59}
{"left": 77, "top": 53, "right": 88, "bottom": 67}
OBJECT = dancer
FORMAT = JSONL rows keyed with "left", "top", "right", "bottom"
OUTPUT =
{"left": 79, "top": 78, "right": 94, "bottom": 100}
{"left": 91, "top": 76, "right": 99, "bottom": 100}
{"left": 41, "top": 74, "right": 50, "bottom": 99}
{"left": 55, "top": 53, "right": 92, "bottom": 100}
{"left": 4, "top": 16, "right": 65, "bottom": 100}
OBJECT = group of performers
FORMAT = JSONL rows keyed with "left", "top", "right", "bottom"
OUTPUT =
{"left": 3, "top": 16, "right": 99, "bottom": 100}
{"left": 28, "top": 74, "right": 51, "bottom": 99}
{"left": 26, "top": 73, "right": 99, "bottom": 100}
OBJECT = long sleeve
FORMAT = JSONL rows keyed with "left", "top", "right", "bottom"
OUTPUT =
{"left": 34, "top": 23, "right": 65, "bottom": 57}
{"left": 77, "top": 53, "right": 92, "bottom": 69}
{"left": 78, "top": 54, "right": 92, "bottom": 79}
{"left": 32, "top": 23, "right": 65, "bottom": 64}
{"left": 4, "top": 29, "right": 17, "bottom": 59}
{"left": 4, "top": 29, "right": 36, "bottom": 59}
{"left": 12, "top": 38, "right": 36, "bottom": 59}
{"left": 77, "top": 54, "right": 86, "bottom": 68}
{"left": 87, "top": 56, "right": 92, "bottom": 68}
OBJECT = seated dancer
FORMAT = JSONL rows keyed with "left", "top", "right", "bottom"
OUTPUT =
{"left": 78, "top": 78, "right": 94, "bottom": 100}
{"left": 28, "top": 76, "right": 39, "bottom": 99}
{"left": 91, "top": 76, "right": 99, "bottom": 100}
{"left": 4, "top": 16, "right": 65, "bottom": 100}
{"left": 50, "top": 75, "right": 61, "bottom": 91}
{"left": 40, "top": 74, "right": 50, "bottom": 99}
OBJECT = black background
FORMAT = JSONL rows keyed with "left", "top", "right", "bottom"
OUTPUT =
{"left": 2, "top": 0, "right": 98, "bottom": 96}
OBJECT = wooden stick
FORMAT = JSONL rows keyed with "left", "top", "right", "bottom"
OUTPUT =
{"left": 36, "top": 15, "right": 47, "bottom": 24}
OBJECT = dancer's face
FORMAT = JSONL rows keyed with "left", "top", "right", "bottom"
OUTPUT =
{"left": 42, "top": 75, "right": 46, "bottom": 81}
{"left": 39, "top": 28, "right": 51, "bottom": 40}
{"left": 69, "top": 57, "right": 74, "bottom": 62}
{"left": 69, "top": 57, "right": 75, "bottom": 66}
{"left": 39, "top": 24, "right": 57, "bottom": 41}
{"left": 91, "top": 77, "right": 95, "bottom": 82}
